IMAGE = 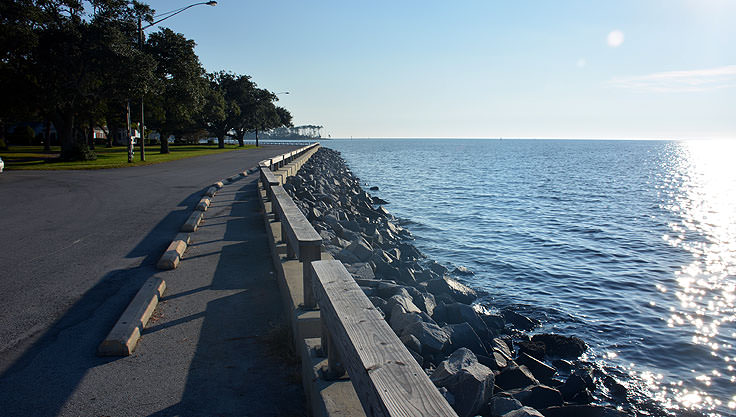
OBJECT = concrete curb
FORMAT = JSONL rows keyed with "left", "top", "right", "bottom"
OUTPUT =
{"left": 213, "top": 181, "right": 224, "bottom": 189}
{"left": 98, "top": 277, "right": 166, "bottom": 356}
{"left": 205, "top": 186, "right": 217, "bottom": 197}
{"left": 181, "top": 211, "right": 204, "bottom": 232}
{"left": 196, "top": 197, "right": 211, "bottom": 211}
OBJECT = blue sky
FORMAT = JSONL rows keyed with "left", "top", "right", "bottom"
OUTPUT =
{"left": 144, "top": 0, "right": 736, "bottom": 139}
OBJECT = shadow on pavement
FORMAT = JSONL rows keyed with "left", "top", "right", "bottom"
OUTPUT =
{"left": 147, "top": 179, "right": 306, "bottom": 417}
{"left": 0, "top": 189, "right": 204, "bottom": 416}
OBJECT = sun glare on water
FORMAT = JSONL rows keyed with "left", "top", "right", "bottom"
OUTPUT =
{"left": 656, "top": 140, "right": 736, "bottom": 414}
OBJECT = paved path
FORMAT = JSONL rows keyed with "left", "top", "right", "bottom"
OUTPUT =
{"left": 0, "top": 147, "right": 305, "bottom": 416}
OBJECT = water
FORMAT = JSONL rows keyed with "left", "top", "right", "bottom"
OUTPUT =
{"left": 325, "top": 139, "right": 736, "bottom": 416}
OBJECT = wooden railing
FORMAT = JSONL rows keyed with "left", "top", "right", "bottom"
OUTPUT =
{"left": 311, "top": 260, "right": 458, "bottom": 417}
{"left": 270, "top": 185, "right": 322, "bottom": 308}
{"left": 259, "top": 145, "right": 457, "bottom": 417}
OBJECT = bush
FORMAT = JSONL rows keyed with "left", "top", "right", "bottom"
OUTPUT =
{"left": 60, "top": 143, "right": 97, "bottom": 161}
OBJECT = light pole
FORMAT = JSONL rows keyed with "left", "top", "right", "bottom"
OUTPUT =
{"left": 136, "top": 1, "right": 217, "bottom": 161}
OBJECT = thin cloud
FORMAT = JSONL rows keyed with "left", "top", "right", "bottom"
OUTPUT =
{"left": 608, "top": 65, "right": 736, "bottom": 92}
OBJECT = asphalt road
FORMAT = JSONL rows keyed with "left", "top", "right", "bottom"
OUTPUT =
{"left": 0, "top": 146, "right": 295, "bottom": 375}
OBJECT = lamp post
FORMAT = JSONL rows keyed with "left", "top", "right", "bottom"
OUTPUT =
{"left": 136, "top": 1, "right": 217, "bottom": 161}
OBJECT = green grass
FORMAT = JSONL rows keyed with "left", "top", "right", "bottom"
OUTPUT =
{"left": 0, "top": 144, "right": 255, "bottom": 170}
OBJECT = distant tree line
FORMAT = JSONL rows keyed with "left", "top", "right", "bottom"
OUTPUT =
{"left": 0, "top": 0, "right": 293, "bottom": 160}
{"left": 245, "top": 124, "right": 323, "bottom": 141}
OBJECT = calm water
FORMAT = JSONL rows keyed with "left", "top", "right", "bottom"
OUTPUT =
{"left": 326, "top": 139, "right": 736, "bottom": 416}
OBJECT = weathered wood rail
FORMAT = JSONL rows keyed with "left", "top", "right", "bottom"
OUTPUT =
{"left": 258, "top": 145, "right": 457, "bottom": 417}
{"left": 311, "top": 260, "right": 458, "bottom": 417}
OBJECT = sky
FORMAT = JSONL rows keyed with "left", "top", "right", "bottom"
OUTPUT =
{"left": 143, "top": 0, "right": 736, "bottom": 139}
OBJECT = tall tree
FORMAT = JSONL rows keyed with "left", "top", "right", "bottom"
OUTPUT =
{"left": 144, "top": 28, "right": 206, "bottom": 153}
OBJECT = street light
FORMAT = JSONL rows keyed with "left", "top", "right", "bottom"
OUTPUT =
{"left": 135, "top": 1, "right": 217, "bottom": 161}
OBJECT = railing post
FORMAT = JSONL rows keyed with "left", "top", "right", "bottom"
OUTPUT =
{"left": 321, "top": 315, "right": 345, "bottom": 379}
{"left": 301, "top": 245, "right": 321, "bottom": 309}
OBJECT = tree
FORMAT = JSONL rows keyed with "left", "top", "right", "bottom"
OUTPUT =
{"left": 204, "top": 72, "right": 257, "bottom": 148}
{"left": 144, "top": 28, "right": 206, "bottom": 153}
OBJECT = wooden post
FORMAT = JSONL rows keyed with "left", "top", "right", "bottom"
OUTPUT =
{"left": 301, "top": 245, "right": 321, "bottom": 309}
{"left": 321, "top": 315, "right": 345, "bottom": 379}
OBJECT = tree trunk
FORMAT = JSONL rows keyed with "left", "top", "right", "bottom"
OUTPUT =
{"left": 217, "top": 135, "right": 225, "bottom": 149}
{"left": 235, "top": 128, "right": 245, "bottom": 147}
{"left": 56, "top": 111, "right": 78, "bottom": 160}
{"left": 255, "top": 128, "right": 259, "bottom": 147}
{"left": 87, "top": 120, "right": 96, "bottom": 150}
{"left": 160, "top": 132, "right": 170, "bottom": 154}
{"left": 44, "top": 120, "right": 51, "bottom": 152}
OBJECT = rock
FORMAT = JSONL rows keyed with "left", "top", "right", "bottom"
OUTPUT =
{"left": 347, "top": 238, "right": 374, "bottom": 262}
{"left": 482, "top": 312, "right": 506, "bottom": 333}
{"left": 428, "top": 261, "right": 449, "bottom": 276}
{"left": 444, "top": 303, "right": 491, "bottom": 339}
{"left": 517, "top": 340, "right": 546, "bottom": 361}
{"left": 427, "top": 277, "right": 477, "bottom": 304}
{"left": 496, "top": 365, "right": 540, "bottom": 390}
{"left": 531, "top": 334, "right": 587, "bottom": 359}
{"left": 389, "top": 305, "right": 422, "bottom": 335}
{"left": 508, "top": 385, "right": 563, "bottom": 410}
{"left": 501, "top": 406, "right": 545, "bottom": 417}
{"left": 539, "top": 405, "right": 628, "bottom": 417}
{"left": 452, "top": 266, "right": 474, "bottom": 276}
{"left": 369, "top": 186, "right": 379, "bottom": 191}
{"left": 516, "top": 353, "right": 556, "bottom": 382}
{"left": 368, "top": 296, "right": 387, "bottom": 311}
{"left": 308, "top": 207, "right": 323, "bottom": 221}
{"left": 569, "top": 388, "right": 594, "bottom": 404}
{"left": 334, "top": 247, "right": 361, "bottom": 264}
{"left": 492, "top": 338, "right": 513, "bottom": 359}
{"left": 444, "top": 322, "right": 489, "bottom": 356}
{"left": 501, "top": 309, "right": 539, "bottom": 331}
{"left": 376, "top": 205, "right": 391, "bottom": 217}
{"left": 400, "top": 333, "right": 422, "bottom": 354}
{"left": 411, "top": 291, "right": 436, "bottom": 316}
{"left": 405, "top": 321, "right": 450, "bottom": 353}
{"left": 477, "top": 351, "right": 508, "bottom": 371}
{"left": 374, "top": 260, "right": 401, "bottom": 282}
{"left": 372, "top": 196, "right": 389, "bottom": 205}
{"left": 430, "top": 348, "right": 495, "bottom": 417}
{"left": 348, "top": 263, "right": 375, "bottom": 280}
{"left": 559, "top": 369, "right": 595, "bottom": 400}
{"left": 488, "top": 396, "right": 523, "bottom": 417}
{"left": 387, "top": 294, "right": 421, "bottom": 314}
{"left": 397, "top": 267, "right": 417, "bottom": 285}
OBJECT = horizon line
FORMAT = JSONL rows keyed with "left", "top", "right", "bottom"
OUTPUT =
{"left": 322, "top": 136, "right": 735, "bottom": 141}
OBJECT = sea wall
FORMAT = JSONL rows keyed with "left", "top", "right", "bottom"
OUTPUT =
{"left": 282, "top": 147, "right": 630, "bottom": 417}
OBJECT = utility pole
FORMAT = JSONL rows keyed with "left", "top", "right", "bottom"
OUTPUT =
{"left": 127, "top": 100, "right": 133, "bottom": 162}
{"left": 138, "top": 17, "right": 146, "bottom": 161}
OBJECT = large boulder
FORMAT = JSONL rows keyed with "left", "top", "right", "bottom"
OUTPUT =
{"left": 531, "top": 334, "right": 587, "bottom": 359}
{"left": 430, "top": 348, "right": 495, "bottom": 417}
{"left": 539, "top": 405, "right": 629, "bottom": 417}
{"left": 488, "top": 396, "right": 523, "bottom": 416}
{"left": 496, "top": 365, "right": 540, "bottom": 390}
{"left": 507, "top": 385, "right": 563, "bottom": 410}
{"left": 501, "top": 407, "right": 545, "bottom": 417}
{"left": 516, "top": 353, "right": 557, "bottom": 382}
{"left": 347, "top": 238, "right": 374, "bottom": 262}
{"left": 443, "top": 322, "right": 489, "bottom": 357}
{"left": 444, "top": 303, "right": 491, "bottom": 338}
{"left": 501, "top": 309, "right": 539, "bottom": 331}
{"left": 404, "top": 321, "right": 450, "bottom": 353}
{"left": 427, "top": 277, "right": 477, "bottom": 304}
{"left": 389, "top": 305, "right": 422, "bottom": 336}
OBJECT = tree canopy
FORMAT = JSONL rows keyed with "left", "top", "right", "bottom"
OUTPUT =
{"left": 0, "top": 0, "right": 299, "bottom": 159}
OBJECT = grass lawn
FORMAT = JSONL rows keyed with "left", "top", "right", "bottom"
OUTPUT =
{"left": 0, "top": 144, "right": 255, "bottom": 170}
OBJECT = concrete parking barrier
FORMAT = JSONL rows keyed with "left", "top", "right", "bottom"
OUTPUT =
{"left": 181, "top": 211, "right": 203, "bottom": 232}
{"left": 98, "top": 277, "right": 166, "bottom": 356}
{"left": 205, "top": 186, "right": 217, "bottom": 197}
{"left": 156, "top": 239, "right": 187, "bottom": 270}
{"left": 196, "top": 197, "right": 211, "bottom": 211}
